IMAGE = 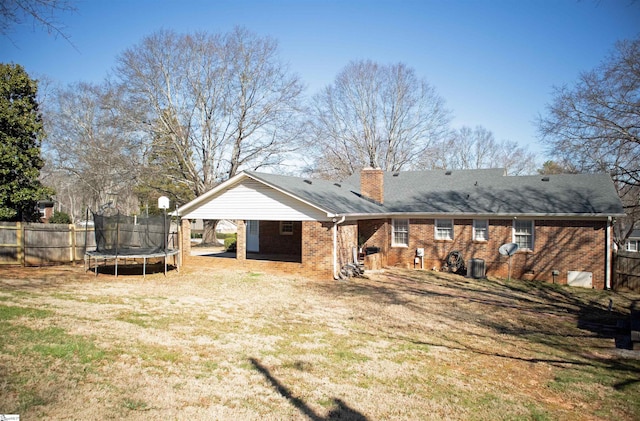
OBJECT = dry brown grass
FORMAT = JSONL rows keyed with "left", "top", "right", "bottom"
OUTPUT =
{"left": 1, "top": 264, "right": 639, "bottom": 420}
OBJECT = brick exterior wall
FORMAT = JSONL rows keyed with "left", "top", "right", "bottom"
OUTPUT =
{"left": 181, "top": 216, "right": 609, "bottom": 287}
{"left": 337, "top": 221, "right": 358, "bottom": 267}
{"left": 367, "top": 217, "right": 609, "bottom": 289}
{"left": 360, "top": 168, "right": 384, "bottom": 204}
{"left": 40, "top": 206, "right": 54, "bottom": 223}
{"left": 358, "top": 219, "right": 389, "bottom": 268}
{"left": 259, "top": 221, "right": 302, "bottom": 258}
{"left": 302, "top": 220, "right": 335, "bottom": 277}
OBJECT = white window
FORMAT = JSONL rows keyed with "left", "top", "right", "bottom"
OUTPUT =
{"left": 513, "top": 220, "right": 534, "bottom": 250}
{"left": 392, "top": 219, "right": 409, "bottom": 247}
{"left": 473, "top": 219, "right": 488, "bottom": 241}
{"left": 626, "top": 240, "right": 639, "bottom": 252}
{"left": 435, "top": 219, "right": 453, "bottom": 240}
{"left": 280, "top": 221, "right": 293, "bottom": 235}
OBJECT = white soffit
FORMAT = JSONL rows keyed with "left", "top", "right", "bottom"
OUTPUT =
{"left": 182, "top": 178, "right": 328, "bottom": 221}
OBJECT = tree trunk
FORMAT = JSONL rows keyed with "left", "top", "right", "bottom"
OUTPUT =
{"left": 202, "top": 219, "right": 219, "bottom": 245}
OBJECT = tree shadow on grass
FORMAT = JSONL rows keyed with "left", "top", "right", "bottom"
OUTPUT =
{"left": 249, "top": 358, "right": 367, "bottom": 421}
{"left": 311, "top": 268, "right": 640, "bottom": 391}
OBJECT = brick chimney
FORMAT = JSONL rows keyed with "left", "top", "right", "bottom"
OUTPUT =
{"left": 360, "top": 167, "right": 384, "bottom": 204}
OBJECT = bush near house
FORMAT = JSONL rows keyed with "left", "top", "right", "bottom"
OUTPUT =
{"left": 224, "top": 233, "right": 237, "bottom": 251}
{"left": 48, "top": 211, "right": 72, "bottom": 224}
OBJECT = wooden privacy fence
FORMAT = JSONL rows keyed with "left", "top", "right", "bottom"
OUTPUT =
{"left": 613, "top": 251, "right": 640, "bottom": 292}
{"left": 0, "top": 222, "right": 96, "bottom": 266}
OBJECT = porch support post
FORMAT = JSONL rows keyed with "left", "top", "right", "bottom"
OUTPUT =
{"left": 180, "top": 218, "right": 191, "bottom": 264}
{"left": 237, "top": 220, "right": 246, "bottom": 261}
{"left": 332, "top": 216, "right": 346, "bottom": 279}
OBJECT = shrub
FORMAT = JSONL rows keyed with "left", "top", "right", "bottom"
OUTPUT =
{"left": 49, "top": 210, "right": 72, "bottom": 224}
{"left": 224, "top": 233, "right": 237, "bottom": 251}
{"left": 217, "top": 232, "right": 236, "bottom": 240}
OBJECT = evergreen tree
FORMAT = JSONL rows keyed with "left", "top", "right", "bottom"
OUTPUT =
{"left": 49, "top": 210, "right": 72, "bottom": 224}
{"left": 0, "top": 63, "right": 52, "bottom": 221}
{"left": 136, "top": 110, "right": 196, "bottom": 211}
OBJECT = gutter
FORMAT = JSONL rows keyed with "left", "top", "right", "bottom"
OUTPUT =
{"left": 606, "top": 216, "right": 612, "bottom": 290}
{"left": 332, "top": 216, "right": 346, "bottom": 280}
{"left": 337, "top": 212, "right": 624, "bottom": 220}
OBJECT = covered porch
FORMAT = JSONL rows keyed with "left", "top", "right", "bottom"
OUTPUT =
{"left": 181, "top": 218, "right": 345, "bottom": 278}
{"left": 175, "top": 172, "right": 359, "bottom": 279}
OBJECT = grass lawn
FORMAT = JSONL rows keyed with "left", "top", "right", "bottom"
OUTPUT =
{"left": 0, "top": 265, "right": 639, "bottom": 420}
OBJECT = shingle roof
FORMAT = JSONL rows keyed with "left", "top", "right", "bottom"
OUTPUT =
{"left": 245, "top": 171, "right": 384, "bottom": 215}
{"left": 248, "top": 169, "right": 624, "bottom": 217}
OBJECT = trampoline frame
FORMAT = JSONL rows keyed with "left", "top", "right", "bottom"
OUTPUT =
{"left": 84, "top": 249, "right": 180, "bottom": 278}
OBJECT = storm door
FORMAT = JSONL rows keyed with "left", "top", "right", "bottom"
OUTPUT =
{"left": 246, "top": 220, "right": 259, "bottom": 252}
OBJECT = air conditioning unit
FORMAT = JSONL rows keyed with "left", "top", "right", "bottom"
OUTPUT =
{"left": 469, "top": 258, "right": 486, "bottom": 279}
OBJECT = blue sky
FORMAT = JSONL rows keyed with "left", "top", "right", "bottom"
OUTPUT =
{"left": 2, "top": 0, "right": 639, "bottom": 162}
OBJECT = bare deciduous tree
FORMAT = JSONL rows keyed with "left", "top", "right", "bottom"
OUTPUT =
{"left": 308, "top": 60, "right": 451, "bottom": 179}
{"left": 113, "top": 27, "right": 305, "bottom": 243}
{"left": 42, "top": 81, "right": 143, "bottom": 218}
{"left": 1, "top": 0, "right": 76, "bottom": 44}
{"left": 424, "top": 125, "right": 537, "bottom": 175}
{"left": 114, "top": 28, "right": 305, "bottom": 196}
{"left": 537, "top": 37, "right": 640, "bottom": 244}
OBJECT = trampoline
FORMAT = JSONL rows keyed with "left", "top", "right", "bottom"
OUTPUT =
{"left": 84, "top": 211, "right": 180, "bottom": 277}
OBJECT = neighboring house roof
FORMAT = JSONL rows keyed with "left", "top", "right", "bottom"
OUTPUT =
{"left": 629, "top": 229, "right": 640, "bottom": 239}
{"left": 177, "top": 169, "right": 625, "bottom": 220}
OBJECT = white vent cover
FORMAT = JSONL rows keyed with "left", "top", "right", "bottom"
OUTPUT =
{"left": 567, "top": 271, "right": 592, "bottom": 288}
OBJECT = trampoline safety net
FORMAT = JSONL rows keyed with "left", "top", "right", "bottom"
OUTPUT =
{"left": 93, "top": 212, "right": 173, "bottom": 256}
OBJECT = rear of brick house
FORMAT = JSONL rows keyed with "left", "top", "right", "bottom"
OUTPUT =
{"left": 177, "top": 167, "right": 624, "bottom": 289}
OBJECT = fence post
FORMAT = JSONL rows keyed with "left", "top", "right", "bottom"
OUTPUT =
{"left": 69, "top": 224, "right": 76, "bottom": 264}
{"left": 17, "top": 222, "right": 24, "bottom": 266}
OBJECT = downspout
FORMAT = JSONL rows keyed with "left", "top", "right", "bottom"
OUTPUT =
{"left": 605, "top": 216, "right": 612, "bottom": 290}
{"left": 332, "top": 216, "right": 346, "bottom": 280}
